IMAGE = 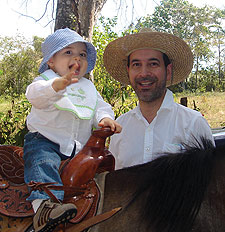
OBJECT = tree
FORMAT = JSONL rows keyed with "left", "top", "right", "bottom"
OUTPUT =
{"left": 210, "top": 17, "right": 225, "bottom": 85}
{"left": 0, "top": 35, "right": 42, "bottom": 96}
{"left": 92, "top": 17, "right": 138, "bottom": 118}
{"left": 55, "top": 0, "right": 107, "bottom": 41}
{"left": 135, "top": 0, "right": 225, "bottom": 91}
{"left": 20, "top": 0, "right": 108, "bottom": 41}
{"left": 52, "top": 0, "right": 108, "bottom": 82}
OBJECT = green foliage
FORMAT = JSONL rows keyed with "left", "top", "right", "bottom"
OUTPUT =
{"left": 0, "top": 95, "right": 30, "bottom": 146}
{"left": 0, "top": 11, "right": 224, "bottom": 146}
{"left": 92, "top": 17, "right": 138, "bottom": 118}
{"left": 0, "top": 35, "right": 43, "bottom": 97}
{"left": 136, "top": 0, "right": 225, "bottom": 92}
{"left": 0, "top": 35, "right": 41, "bottom": 146}
{"left": 0, "top": 35, "right": 43, "bottom": 146}
{"left": 0, "top": 34, "right": 29, "bottom": 56}
{"left": 0, "top": 48, "right": 38, "bottom": 96}
{"left": 194, "top": 68, "right": 224, "bottom": 92}
{"left": 33, "top": 36, "right": 45, "bottom": 55}
{"left": 93, "top": 13, "right": 224, "bottom": 109}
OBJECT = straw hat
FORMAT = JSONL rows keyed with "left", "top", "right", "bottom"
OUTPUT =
{"left": 103, "top": 29, "right": 193, "bottom": 86}
{"left": 39, "top": 28, "right": 96, "bottom": 74}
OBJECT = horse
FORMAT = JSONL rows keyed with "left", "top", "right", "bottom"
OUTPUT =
{"left": 0, "top": 130, "right": 225, "bottom": 232}
{"left": 90, "top": 139, "right": 225, "bottom": 232}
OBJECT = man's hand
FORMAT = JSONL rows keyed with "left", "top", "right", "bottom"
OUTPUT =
{"left": 98, "top": 118, "right": 122, "bottom": 133}
{"left": 52, "top": 63, "right": 79, "bottom": 92}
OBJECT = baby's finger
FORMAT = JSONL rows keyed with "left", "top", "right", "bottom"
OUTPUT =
{"left": 106, "top": 121, "right": 116, "bottom": 132}
{"left": 70, "top": 62, "right": 79, "bottom": 73}
{"left": 98, "top": 121, "right": 105, "bottom": 128}
{"left": 71, "top": 77, "right": 79, "bottom": 84}
{"left": 64, "top": 63, "right": 79, "bottom": 81}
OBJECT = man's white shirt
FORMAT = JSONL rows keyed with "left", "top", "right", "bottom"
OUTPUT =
{"left": 109, "top": 89, "right": 214, "bottom": 170}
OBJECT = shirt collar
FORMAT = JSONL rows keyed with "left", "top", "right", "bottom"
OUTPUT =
{"left": 159, "top": 89, "right": 174, "bottom": 110}
{"left": 132, "top": 88, "right": 174, "bottom": 117}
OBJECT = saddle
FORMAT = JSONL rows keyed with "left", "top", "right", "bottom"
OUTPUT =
{"left": 0, "top": 127, "right": 116, "bottom": 228}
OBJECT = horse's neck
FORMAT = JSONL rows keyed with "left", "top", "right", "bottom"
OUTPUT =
{"left": 103, "top": 168, "right": 141, "bottom": 210}
{"left": 96, "top": 166, "right": 150, "bottom": 232}
{"left": 194, "top": 153, "right": 225, "bottom": 231}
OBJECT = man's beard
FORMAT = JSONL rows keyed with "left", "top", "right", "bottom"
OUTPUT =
{"left": 132, "top": 75, "right": 167, "bottom": 103}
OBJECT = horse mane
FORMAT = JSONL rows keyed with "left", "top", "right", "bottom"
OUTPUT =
{"left": 126, "top": 137, "right": 221, "bottom": 232}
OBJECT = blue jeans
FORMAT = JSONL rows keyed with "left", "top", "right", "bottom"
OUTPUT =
{"left": 23, "top": 132, "right": 75, "bottom": 201}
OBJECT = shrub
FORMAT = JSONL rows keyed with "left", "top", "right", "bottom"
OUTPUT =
{"left": 0, "top": 95, "right": 30, "bottom": 146}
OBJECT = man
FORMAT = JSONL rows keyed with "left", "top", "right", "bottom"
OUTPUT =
{"left": 104, "top": 29, "right": 215, "bottom": 170}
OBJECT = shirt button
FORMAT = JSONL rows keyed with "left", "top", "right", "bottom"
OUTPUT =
{"left": 146, "top": 147, "right": 150, "bottom": 151}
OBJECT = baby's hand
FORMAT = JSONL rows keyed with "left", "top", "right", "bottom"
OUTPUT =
{"left": 98, "top": 118, "right": 122, "bottom": 133}
{"left": 52, "top": 63, "right": 79, "bottom": 92}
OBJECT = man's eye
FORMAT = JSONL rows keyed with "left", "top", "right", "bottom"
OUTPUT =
{"left": 150, "top": 62, "right": 159, "bottom": 67}
{"left": 132, "top": 63, "right": 140, "bottom": 67}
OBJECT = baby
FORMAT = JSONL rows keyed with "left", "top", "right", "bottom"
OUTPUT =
{"left": 24, "top": 28, "right": 121, "bottom": 232}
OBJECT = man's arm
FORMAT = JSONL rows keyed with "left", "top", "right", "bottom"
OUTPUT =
{"left": 186, "top": 116, "right": 215, "bottom": 147}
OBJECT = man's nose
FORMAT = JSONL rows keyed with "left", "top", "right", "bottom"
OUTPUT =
{"left": 139, "top": 65, "right": 149, "bottom": 77}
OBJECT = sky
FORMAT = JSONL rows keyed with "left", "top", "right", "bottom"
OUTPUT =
{"left": 0, "top": 0, "right": 224, "bottom": 40}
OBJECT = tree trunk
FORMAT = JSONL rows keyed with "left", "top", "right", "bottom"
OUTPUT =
{"left": 55, "top": 0, "right": 107, "bottom": 41}
{"left": 195, "top": 56, "right": 199, "bottom": 91}
{"left": 55, "top": 0, "right": 107, "bottom": 81}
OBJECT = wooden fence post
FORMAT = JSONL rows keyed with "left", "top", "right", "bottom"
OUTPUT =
{"left": 180, "top": 97, "right": 187, "bottom": 107}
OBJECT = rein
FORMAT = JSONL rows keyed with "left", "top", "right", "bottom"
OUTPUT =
{"left": 67, "top": 207, "right": 122, "bottom": 232}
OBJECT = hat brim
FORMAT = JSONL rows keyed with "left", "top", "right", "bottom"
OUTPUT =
{"left": 39, "top": 41, "right": 96, "bottom": 74}
{"left": 103, "top": 31, "right": 193, "bottom": 86}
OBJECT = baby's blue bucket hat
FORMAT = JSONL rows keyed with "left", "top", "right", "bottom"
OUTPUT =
{"left": 39, "top": 28, "right": 97, "bottom": 74}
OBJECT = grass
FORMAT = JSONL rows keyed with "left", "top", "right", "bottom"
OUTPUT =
{"left": 174, "top": 92, "right": 225, "bottom": 128}
{"left": 0, "top": 92, "right": 224, "bottom": 129}
{"left": 0, "top": 96, "right": 11, "bottom": 113}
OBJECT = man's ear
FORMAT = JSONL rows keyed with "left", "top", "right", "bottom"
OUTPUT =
{"left": 166, "top": 63, "right": 173, "bottom": 81}
{"left": 127, "top": 65, "right": 131, "bottom": 82}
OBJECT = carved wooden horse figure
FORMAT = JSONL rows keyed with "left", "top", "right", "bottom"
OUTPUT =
{"left": 0, "top": 127, "right": 118, "bottom": 232}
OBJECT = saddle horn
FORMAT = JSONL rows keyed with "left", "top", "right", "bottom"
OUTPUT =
{"left": 61, "top": 127, "right": 114, "bottom": 197}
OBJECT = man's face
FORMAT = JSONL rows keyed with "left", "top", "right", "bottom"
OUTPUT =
{"left": 127, "top": 49, "right": 172, "bottom": 103}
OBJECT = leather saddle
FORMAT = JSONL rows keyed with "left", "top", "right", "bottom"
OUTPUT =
{"left": 0, "top": 127, "right": 115, "bottom": 224}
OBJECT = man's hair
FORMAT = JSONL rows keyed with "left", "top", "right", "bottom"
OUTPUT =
{"left": 127, "top": 52, "right": 171, "bottom": 68}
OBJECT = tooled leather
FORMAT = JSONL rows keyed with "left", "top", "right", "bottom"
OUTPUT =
{"left": 0, "top": 146, "right": 24, "bottom": 184}
{"left": 0, "top": 142, "right": 108, "bottom": 220}
{"left": 63, "top": 180, "right": 100, "bottom": 224}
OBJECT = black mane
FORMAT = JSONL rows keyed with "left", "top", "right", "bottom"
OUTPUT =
{"left": 126, "top": 138, "right": 223, "bottom": 232}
